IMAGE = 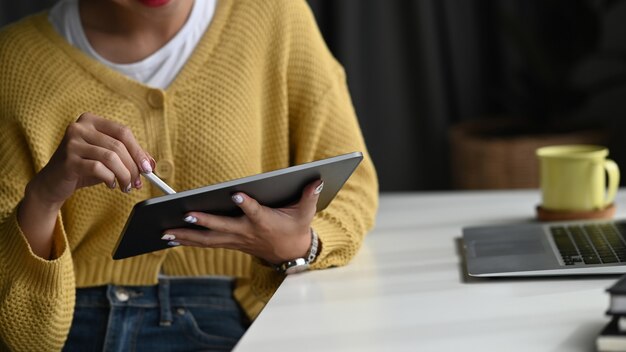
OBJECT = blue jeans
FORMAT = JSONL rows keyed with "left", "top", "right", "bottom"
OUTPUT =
{"left": 63, "top": 277, "right": 249, "bottom": 352}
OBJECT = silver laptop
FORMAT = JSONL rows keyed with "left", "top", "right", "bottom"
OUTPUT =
{"left": 463, "top": 219, "right": 626, "bottom": 277}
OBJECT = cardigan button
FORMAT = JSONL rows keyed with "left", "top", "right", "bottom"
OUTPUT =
{"left": 155, "top": 160, "right": 174, "bottom": 180}
{"left": 147, "top": 89, "right": 164, "bottom": 109}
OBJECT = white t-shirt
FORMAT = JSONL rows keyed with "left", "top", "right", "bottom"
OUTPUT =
{"left": 49, "top": 0, "right": 216, "bottom": 89}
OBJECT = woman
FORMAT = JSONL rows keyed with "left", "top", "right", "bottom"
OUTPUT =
{"left": 0, "top": 0, "right": 378, "bottom": 350}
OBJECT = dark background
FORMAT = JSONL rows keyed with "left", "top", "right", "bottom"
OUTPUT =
{"left": 3, "top": 0, "right": 626, "bottom": 191}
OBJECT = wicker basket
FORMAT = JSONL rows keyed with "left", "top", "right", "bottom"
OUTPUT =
{"left": 449, "top": 118, "right": 609, "bottom": 189}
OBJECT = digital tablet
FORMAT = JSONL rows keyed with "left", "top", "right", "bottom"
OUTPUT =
{"left": 112, "top": 152, "right": 363, "bottom": 259}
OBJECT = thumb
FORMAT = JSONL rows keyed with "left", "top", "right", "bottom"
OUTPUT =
{"left": 301, "top": 179, "right": 324, "bottom": 216}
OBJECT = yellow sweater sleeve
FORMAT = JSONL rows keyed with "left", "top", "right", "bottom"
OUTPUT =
{"left": 0, "top": 106, "right": 76, "bottom": 350}
{"left": 234, "top": 0, "right": 379, "bottom": 318}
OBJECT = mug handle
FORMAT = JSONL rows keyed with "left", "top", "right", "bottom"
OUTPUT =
{"left": 604, "top": 159, "right": 620, "bottom": 207}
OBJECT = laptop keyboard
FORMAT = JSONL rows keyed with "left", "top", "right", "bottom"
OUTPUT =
{"left": 551, "top": 221, "right": 626, "bottom": 265}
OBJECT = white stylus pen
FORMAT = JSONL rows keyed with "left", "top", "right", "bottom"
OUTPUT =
{"left": 142, "top": 172, "right": 177, "bottom": 195}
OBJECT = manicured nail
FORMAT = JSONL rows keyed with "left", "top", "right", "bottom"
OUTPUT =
{"left": 134, "top": 178, "right": 142, "bottom": 189}
{"left": 124, "top": 183, "right": 132, "bottom": 193}
{"left": 183, "top": 215, "right": 197, "bottom": 224}
{"left": 314, "top": 181, "right": 324, "bottom": 195}
{"left": 141, "top": 159, "right": 153, "bottom": 173}
{"left": 168, "top": 241, "right": 180, "bottom": 246}
{"left": 232, "top": 194, "right": 244, "bottom": 204}
{"left": 110, "top": 179, "right": 117, "bottom": 189}
{"left": 161, "top": 234, "right": 175, "bottom": 240}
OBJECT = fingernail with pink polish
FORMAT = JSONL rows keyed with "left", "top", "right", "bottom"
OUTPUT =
{"left": 314, "top": 181, "right": 324, "bottom": 195}
{"left": 134, "top": 178, "right": 142, "bottom": 189}
{"left": 141, "top": 159, "right": 153, "bottom": 173}
{"left": 183, "top": 215, "right": 197, "bottom": 224}
{"left": 232, "top": 194, "right": 244, "bottom": 204}
{"left": 125, "top": 183, "right": 132, "bottom": 193}
{"left": 161, "top": 234, "right": 175, "bottom": 241}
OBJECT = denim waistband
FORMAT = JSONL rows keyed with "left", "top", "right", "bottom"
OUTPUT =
{"left": 75, "top": 276, "right": 236, "bottom": 327}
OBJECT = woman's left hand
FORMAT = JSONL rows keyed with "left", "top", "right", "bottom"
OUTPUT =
{"left": 162, "top": 180, "right": 324, "bottom": 264}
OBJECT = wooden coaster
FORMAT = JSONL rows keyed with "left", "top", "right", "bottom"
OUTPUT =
{"left": 536, "top": 204, "right": 616, "bottom": 222}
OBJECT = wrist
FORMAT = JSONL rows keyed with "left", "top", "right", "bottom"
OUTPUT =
{"left": 18, "top": 180, "right": 64, "bottom": 260}
{"left": 273, "top": 228, "right": 319, "bottom": 274}
{"left": 24, "top": 177, "right": 64, "bottom": 213}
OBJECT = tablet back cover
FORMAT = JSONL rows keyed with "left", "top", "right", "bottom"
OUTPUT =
{"left": 112, "top": 152, "right": 363, "bottom": 259}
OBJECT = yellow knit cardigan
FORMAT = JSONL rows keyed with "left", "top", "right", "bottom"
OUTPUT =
{"left": 0, "top": 0, "right": 378, "bottom": 350}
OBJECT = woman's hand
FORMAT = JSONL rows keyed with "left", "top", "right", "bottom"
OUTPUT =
{"left": 18, "top": 112, "right": 154, "bottom": 259}
{"left": 161, "top": 180, "right": 324, "bottom": 264}
{"left": 28, "top": 112, "right": 155, "bottom": 207}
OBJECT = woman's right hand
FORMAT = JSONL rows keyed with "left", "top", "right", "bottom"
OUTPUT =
{"left": 29, "top": 112, "right": 155, "bottom": 208}
{"left": 18, "top": 112, "right": 154, "bottom": 259}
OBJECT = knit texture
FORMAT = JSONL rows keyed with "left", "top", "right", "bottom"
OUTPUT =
{"left": 0, "top": 0, "right": 378, "bottom": 350}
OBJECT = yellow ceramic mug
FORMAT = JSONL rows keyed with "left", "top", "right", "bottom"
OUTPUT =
{"left": 536, "top": 145, "right": 620, "bottom": 212}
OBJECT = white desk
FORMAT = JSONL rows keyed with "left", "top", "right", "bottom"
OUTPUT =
{"left": 234, "top": 190, "right": 626, "bottom": 352}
